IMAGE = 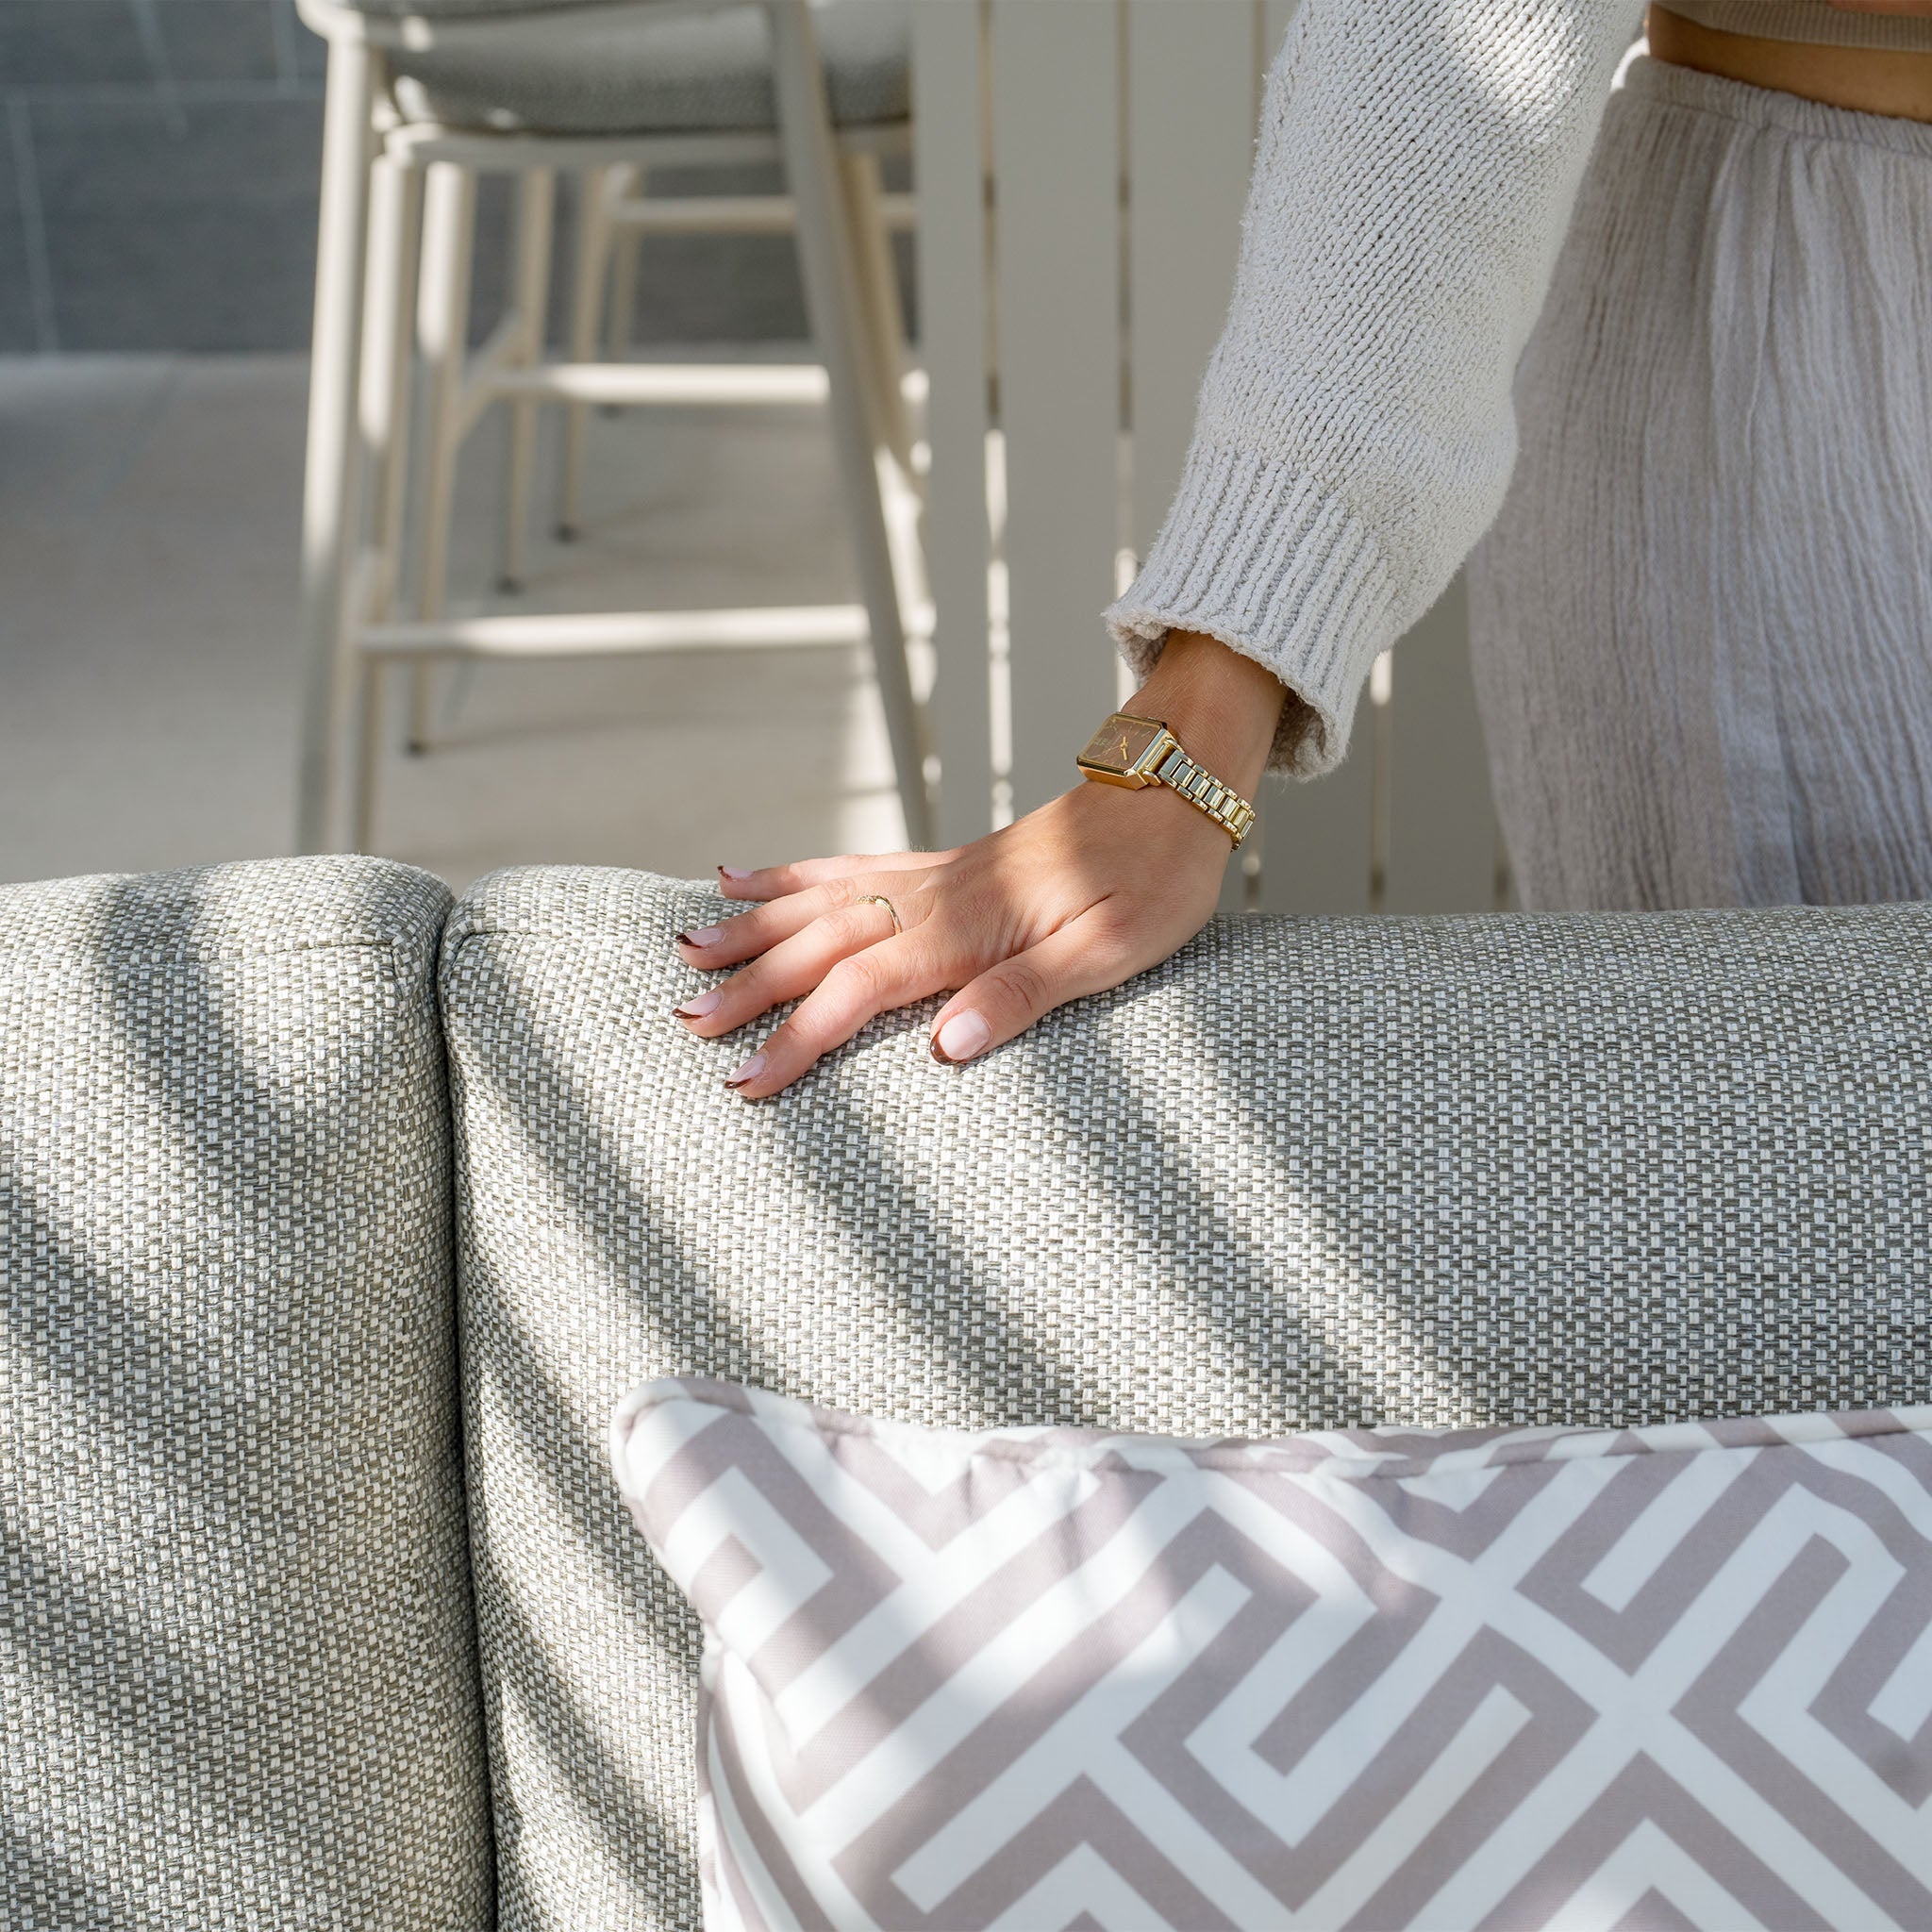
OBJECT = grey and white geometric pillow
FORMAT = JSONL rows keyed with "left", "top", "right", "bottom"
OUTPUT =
{"left": 611, "top": 1377, "right": 1932, "bottom": 1932}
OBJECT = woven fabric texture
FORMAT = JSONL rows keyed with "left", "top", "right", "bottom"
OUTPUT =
{"left": 441, "top": 864, "right": 1932, "bottom": 1932}
{"left": 0, "top": 858, "right": 492, "bottom": 1930}
{"left": 390, "top": 0, "right": 909, "bottom": 138}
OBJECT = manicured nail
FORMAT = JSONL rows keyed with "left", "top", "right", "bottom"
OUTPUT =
{"left": 676, "top": 924, "right": 725, "bottom": 949}
{"left": 717, "top": 865, "right": 753, "bottom": 882}
{"left": 673, "top": 991, "right": 721, "bottom": 1021}
{"left": 931, "top": 1010, "right": 991, "bottom": 1064}
{"left": 724, "top": 1053, "right": 767, "bottom": 1091}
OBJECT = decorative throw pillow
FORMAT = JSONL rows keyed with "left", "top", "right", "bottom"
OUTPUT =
{"left": 610, "top": 1377, "right": 1932, "bottom": 1932}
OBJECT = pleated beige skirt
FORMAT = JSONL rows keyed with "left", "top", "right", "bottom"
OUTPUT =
{"left": 1466, "top": 47, "right": 1932, "bottom": 911}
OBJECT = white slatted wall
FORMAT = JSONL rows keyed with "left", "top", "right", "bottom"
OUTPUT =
{"left": 911, "top": 0, "right": 1508, "bottom": 915}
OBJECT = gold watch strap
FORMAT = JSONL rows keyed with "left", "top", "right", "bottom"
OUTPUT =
{"left": 1152, "top": 741, "right": 1257, "bottom": 848}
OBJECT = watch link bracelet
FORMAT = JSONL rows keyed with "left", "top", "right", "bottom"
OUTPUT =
{"left": 1074, "top": 710, "right": 1257, "bottom": 849}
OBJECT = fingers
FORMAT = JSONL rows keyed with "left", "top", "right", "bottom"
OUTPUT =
{"left": 717, "top": 932, "right": 948, "bottom": 1099}
{"left": 674, "top": 896, "right": 908, "bottom": 1041}
{"left": 675, "top": 874, "right": 895, "bottom": 971}
{"left": 713, "top": 849, "right": 952, "bottom": 902}
{"left": 928, "top": 908, "right": 1140, "bottom": 1066}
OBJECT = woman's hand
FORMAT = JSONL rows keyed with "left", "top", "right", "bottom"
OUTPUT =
{"left": 673, "top": 631, "right": 1289, "bottom": 1098}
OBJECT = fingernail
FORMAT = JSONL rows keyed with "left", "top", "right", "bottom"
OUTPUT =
{"left": 931, "top": 1011, "right": 991, "bottom": 1064}
{"left": 724, "top": 1053, "right": 767, "bottom": 1091}
{"left": 676, "top": 924, "right": 725, "bottom": 949}
{"left": 717, "top": 865, "right": 752, "bottom": 882}
{"left": 673, "top": 991, "right": 721, "bottom": 1021}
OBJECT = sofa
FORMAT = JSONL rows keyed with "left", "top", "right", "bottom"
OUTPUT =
{"left": 3, "top": 854, "right": 1927, "bottom": 1930}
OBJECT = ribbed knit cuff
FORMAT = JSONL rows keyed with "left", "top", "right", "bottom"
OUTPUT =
{"left": 1104, "top": 444, "right": 1399, "bottom": 780}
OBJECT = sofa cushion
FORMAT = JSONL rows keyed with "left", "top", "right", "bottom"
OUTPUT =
{"left": 612, "top": 1376, "right": 1932, "bottom": 1932}
{"left": 440, "top": 865, "right": 1932, "bottom": 1932}
{"left": 0, "top": 858, "right": 491, "bottom": 1929}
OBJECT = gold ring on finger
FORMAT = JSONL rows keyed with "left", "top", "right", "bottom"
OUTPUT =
{"left": 858, "top": 892, "right": 903, "bottom": 936}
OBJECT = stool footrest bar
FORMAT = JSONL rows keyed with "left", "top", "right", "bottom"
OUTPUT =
{"left": 359, "top": 604, "right": 872, "bottom": 658}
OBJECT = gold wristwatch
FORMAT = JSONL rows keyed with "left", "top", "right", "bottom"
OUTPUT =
{"left": 1075, "top": 711, "right": 1257, "bottom": 848}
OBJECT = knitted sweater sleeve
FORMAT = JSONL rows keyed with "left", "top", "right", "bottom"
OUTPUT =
{"left": 1105, "top": 0, "right": 1647, "bottom": 777}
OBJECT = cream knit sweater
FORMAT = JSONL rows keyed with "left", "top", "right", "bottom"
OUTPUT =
{"left": 1106, "top": 0, "right": 1654, "bottom": 777}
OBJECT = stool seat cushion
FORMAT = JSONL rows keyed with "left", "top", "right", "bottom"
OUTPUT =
{"left": 388, "top": 1, "right": 908, "bottom": 137}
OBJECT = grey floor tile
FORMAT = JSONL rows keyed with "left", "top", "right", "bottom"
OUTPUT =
{"left": 0, "top": 0, "right": 156, "bottom": 88}
{"left": 0, "top": 353, "right": 906, "bottom": 891}
{"left": 155, "top": 0, "right": 280, "bottom": 85}
{"left": 275, "top": 0, "right": 325, "bottom": 85}
{"left": 619, "top": 162, "right": 808, "bottom": 345}
{"left": 25, "top": 108, "right": 864, "bottom": 355}
{"left": 30, "top": 94, "right": 323, "bottom": 350}
{"left": 599, "top": 160, "right": 913, "bottom": 349}
{"left": 0, "top": 353, "right": 182, "bottom": 517}
{"left": 462, "top": 166, "right": 837, "bottom": 355}
{"left": 17, "top": 89, "right": 908, "bottom": 355}
{"left": 0, "top": 356, "right": 305, "bottom": 881}
{"left": 0, "top": 125, "right": 43, "bottom": 351}
{"left": 377, "top": 361, "right": 902, "bottom": 884}
{"left": 619, "top": 229, "right": 811, "bottom": 344}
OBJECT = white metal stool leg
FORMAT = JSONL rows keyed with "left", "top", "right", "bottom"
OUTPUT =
{"left": 500, "top": 166, "right": 556, "bottom": 591}
{"left": 409, "top": 158, "right": 477, "bottom": 754}
{"left": 769, "top": 1, "right": 931, "bottom": 848}
{"left": 350, "top": 148, "right": 425, "bottom": 855}
{"left": 840, "top": 147, "right": 915, "bottom": 478}
{"left": 603, "top": 164, "right": 644, "bottom": 377}
{"left": 295, "top": 35, "right": 378, "bottom": 855}
{"left": 558, "top": 164, "right": 613, "bottom": 541}
{"left": 368, "top": 158, "right": 425, "bottom": 614}
{"left": 839, "top": 142, "right": 929, "bottom": 642}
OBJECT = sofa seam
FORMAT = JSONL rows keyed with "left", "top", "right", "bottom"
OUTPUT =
{"left": 0, "top": 934, "right": 427, "bottom": 981}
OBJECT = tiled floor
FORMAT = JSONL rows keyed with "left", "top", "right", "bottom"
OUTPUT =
{"left": 0, "top": 351, "right": 907, "bottom": 892}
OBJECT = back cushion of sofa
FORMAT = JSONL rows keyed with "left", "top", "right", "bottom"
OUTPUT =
{"left": 441, "top": 865, "right": 1932, "bottom": 1932}
{"left": 0, "top": 858, "right": 491, "bottom": 1929}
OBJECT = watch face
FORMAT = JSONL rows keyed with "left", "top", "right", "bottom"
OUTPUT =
{"left": 1079, "top": 713, "right": 1164, "bottom": 774}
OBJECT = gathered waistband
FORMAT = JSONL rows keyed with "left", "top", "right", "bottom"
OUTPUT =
{"left": 1617, "top": 47, "right": 1932, "bottom": 158}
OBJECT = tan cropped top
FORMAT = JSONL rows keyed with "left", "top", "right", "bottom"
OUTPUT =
{"left": 1655, "top": 2, "right": 1932, "bottom": 50}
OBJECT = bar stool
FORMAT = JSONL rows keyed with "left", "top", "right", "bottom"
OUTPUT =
{"left": 293, "top": 0, "right": 930, "bottom": 856}
{"left": 571, "top": 139, "right": 917, "bottom": 546}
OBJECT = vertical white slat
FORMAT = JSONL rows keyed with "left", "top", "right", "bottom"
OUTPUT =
{"left": 991, "top": 0, "right": 1121, "bottom": 817}
{"left": 295, "top": 36, "right": 376, "bottom": 853}
{"left": 913, "top": 0, "right": 995, "bottom": 846}
{"left": 1257, "top": 730, "right": 1376, "bottom": 914}
{"left": 1124, "top": 0, "right": 1257, "bottom": 911}
{"left": 1382, "top": 572, "right": 1502, "bottom": 912}
{"left": 1125, "top": 1, "right": 1253, "bottom": 557}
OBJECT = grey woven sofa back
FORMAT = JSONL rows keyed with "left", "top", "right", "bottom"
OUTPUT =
{"left": 0, "top": 858, "right": 491, "bottom": 1931}
{"left": 440, "top": 864, "right": 1932, "bottom": 1932}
